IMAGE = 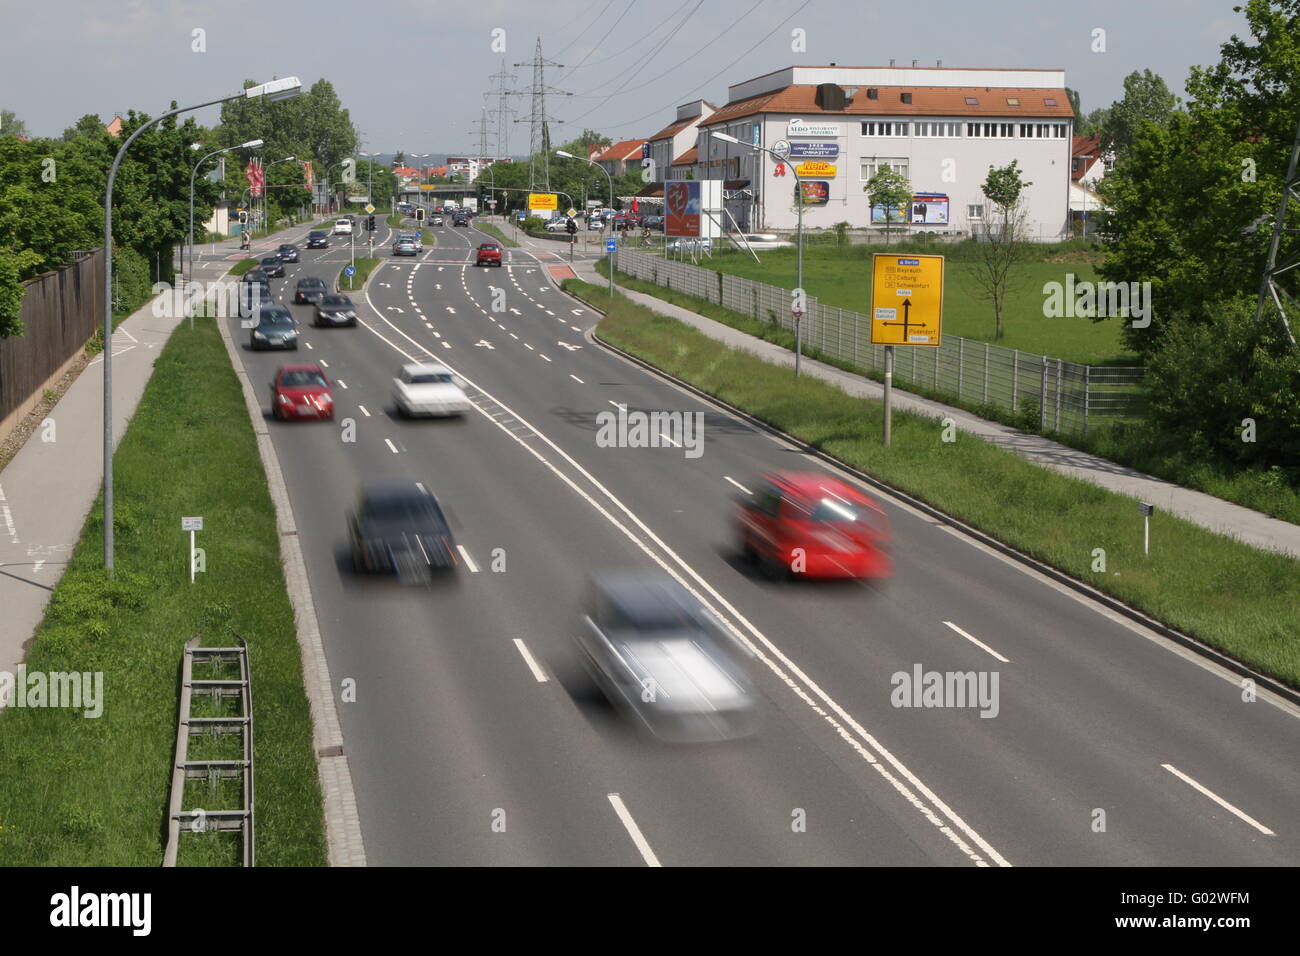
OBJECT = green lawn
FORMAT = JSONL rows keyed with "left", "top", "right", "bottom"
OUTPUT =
{"left": 666, "top": 242, "right": 1137, "bottom": 366}
{"left": 475, "top": 222, "right": 518, "bottom": 248}
{"left": 339, "top": 257, "right": 380, "bottom": 292}
{"left": 567, "top": 277, "right": 1300, "bottom": 690}
{"left": 0, "top": 319, "right": 327, "bottom": 865}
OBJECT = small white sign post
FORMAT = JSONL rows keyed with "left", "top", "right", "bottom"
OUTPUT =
{"left": 1138, "top": 502, "right": 1154, "bottom": 557}
{"left": 182, "top": 516, "right": 204, "bottom": 583}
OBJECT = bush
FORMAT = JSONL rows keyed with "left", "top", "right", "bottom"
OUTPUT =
{"left": 522, "top": 216, "right": 547, "bottom": 233}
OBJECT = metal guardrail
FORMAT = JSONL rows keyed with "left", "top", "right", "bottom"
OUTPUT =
{"left": 614, "top": 249, "right": 1147, "bottom": 434}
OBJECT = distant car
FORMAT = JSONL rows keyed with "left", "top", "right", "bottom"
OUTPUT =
{"left": 270, "top": 364, "right": 333, "bottom": 420}
{"left": 347, "top": 483, "right": 458, "bottom": 581}
{"left": 453, "top": 214, "right": 470, "bottom": 227}
{"left": 306, "top": 231, "right": 329, "bottom": 249}
{"left": 641, "top": 215, "right": 664, "bottom": 231}
{"left": 392, "top": 362, "right": 471, "bottom": 418}
{"left": 333, "top": 219, "right": 353, "bottom": 235}
{"left": 242, "top": 267, "right": 270, "bottom": 286}
{"left": 430, "top": 214, "right": 443, "bottom": 226}
{"left": 397, "top": 232, "right": 423, "bottom": 252}
{"left": 277, "top": 243, "right": 300, "bottom": 262}
{"left": 734, "top": 471, "right": 893, "bottom": 580}
{"left": 314, "top": 294, "right": 357, "bottom": 327}
{"left": 730, "top": 233, "right": 794, "bottom": 251}
{"left": 249, "top": 305, "right": 299, "bottom": 351}
{"left": 392, "top": 238, "right": 419, "bottom": 257}
{"left": 575, "top": 572, "right": 761, "bottom": 743}
{"left": 259, "top": 255, "right": 285, "bottom": 278}
{"left": 475, "top": 242, "right": 502, "bottom": 267}
{"left": 612, "top": 214, "right": 635, "bottom": 231}
{"left": 544, "top": 218, "right": 568, "bottom": 233}
{"left": 293, "top": 276, "right": 329, "bottom": 304}
{"left": 665, "top": 237, "right": 713, "bottom": 253}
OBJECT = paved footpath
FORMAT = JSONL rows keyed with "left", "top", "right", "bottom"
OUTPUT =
{"left": 500, "top": 224, "right": 1300, "bottom": 562}
{"left": 0, "top": 227, "right": 304, "bottom": 680}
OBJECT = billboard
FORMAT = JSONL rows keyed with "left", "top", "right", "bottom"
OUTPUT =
{"left": 789, "top": 141, "right": 840, "bottom": 159}
{"left": 796, "top": 180, "right": 830, "bottom": 206}
{"left": 871, "top": 202, "right": 909, "bottom": 224}
{"left": 528, "top": 193, "right": 558, "bottom": 211}
{"left": 910, "top": 192, "right": 950, "bottom": 224}
{"left": 664, "top": 181, "right": 701, "bottom": 237}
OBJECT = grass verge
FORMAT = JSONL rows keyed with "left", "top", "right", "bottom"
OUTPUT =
{"left": 475, "top": 222, "right": 518, "bottom": 247}
{"left": 338, "top": 257, "right": 380, "bottom": 293}
{"left": 228, "top": 257, "right": 261, "bottom": 277}
{"left": 0, "top": 318, "right": 327, "bottom": 865}
{"left": 565, "top": 277, "right": 1300, "bottom": 689}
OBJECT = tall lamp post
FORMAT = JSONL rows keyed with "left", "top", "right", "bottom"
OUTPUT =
{"left": 188, "top": 139, "right": 262, "bottom": 290}
{"left": 712, "top": 131, "right": 804, "bottom": 376}
{"left": 101, "top": 77, "right": 301, "bottom": 572}
{"left": 556, "top": 149, "right": 615, "bottom": 294}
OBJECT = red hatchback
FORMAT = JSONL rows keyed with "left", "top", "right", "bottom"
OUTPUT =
{"left": 271, "top": 364, "right": 334, "bottom": 421}
{"left": 735, "top": 472, "right": 893, "bottom": 580}
{"left": 475, "top": 242, "right": 502, "bottom": 267}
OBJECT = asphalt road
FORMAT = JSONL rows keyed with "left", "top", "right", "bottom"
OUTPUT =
{"left": 226, "top": 216, "right": 1300, "bottom": 866}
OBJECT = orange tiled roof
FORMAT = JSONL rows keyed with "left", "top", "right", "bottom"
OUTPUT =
{"left": 593, "top": 138, "right": 647, "bottom": 162}
{"left": 672, "top": 146, "right": 698, "bottom": 166}
{"left": 704, "top": 84, "right": 1074, "bottom": 125}
{"left": 647, "top": 117, "right": 695, "bottom": 142}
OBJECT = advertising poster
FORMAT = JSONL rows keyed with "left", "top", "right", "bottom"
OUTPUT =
{"left": 871, "top": 202, "right": 909, "bottom": 224}
{"left": 789, "top": 142, "right": 840, "bottom": 159}
{"left": 665, "top": 181, "right": 702, "bottom": 236}
{"left": 910, "top": 192, "right": 950, "bottom": 224}
{"left": 797, "top": 180, "right": 830, "bottom": 206}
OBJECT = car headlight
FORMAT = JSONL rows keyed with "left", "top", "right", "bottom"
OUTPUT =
{"left": 278, "top": 393, "right": 292, "bottom": 404}
{"left": 252, "top": 331, "right": 266, "bottom": 339}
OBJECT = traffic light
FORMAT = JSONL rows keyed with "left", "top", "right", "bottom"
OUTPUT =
{"left": 367, "top": 215, "right": 376, "bottom": 231}
{"left": 415, "top": 207, "right": 426, "bottom": 223}
{"left": 566, "top": 218, "right": 577, "bottom": 235}
{"left": 238, "top": 209, "right": 248, "bottom": 224}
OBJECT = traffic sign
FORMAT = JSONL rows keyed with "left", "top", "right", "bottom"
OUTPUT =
{"left": 528, "top": 193, "right": 559, "bottom": 211}
{"left": 344, "top": 265, "right": 356, "bottom": 277}
{"left": 606, "top": 237, "right": 616, "bottom": 252}
{"left": 870, "top": 254, "right": 944, "bottom": 346}
{"left": 181, "top": 516, "right": 203, "bottom": 531}
{"left": 771, "top": 139, "right": 791, "bottom": 159}
{"left": 364, "top": 203, "right": 375, "bottom": 214}
{"left": 566, "top": 207, "right": 578, "bottom": 218}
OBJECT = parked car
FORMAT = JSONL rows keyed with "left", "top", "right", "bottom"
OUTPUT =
{"left": 333, "top": 219, "right": 353, "bottom": 235}
{"left": 347, "top": 483, "right": 458, "bottom": 582}
{"left": 544, "top": 218, "right": 568, "bottom": 233}
{"left": 306, "top": 230, "right": 329, "bottom": 249}
{"left": 293, "top": 276, "right": 329, "bottom": 304}
{"left": 612, "top": 214, "right": 635, "bottom": 231}
{"left": 734, "top": 471, "right": 893, "bottom": 580}
{"left": 392, "top": 237, "right": 419, "bottom": 257}
{"left": 277, "top": 243, "right": 301, "bottom": 262}
{"left": 270, "top": 364, "right": 333, "bottom": 420}
{"left": 314, "top": 294, "right": 358, "bottom": 327}
{"left": 259, "top": 255, "right": 285, "bottom": 278}
{"left": 249, "top": 305, "right": 299, "bottom": 351}
{"left": 475, "top": 242, "right": 502, "bottom": 267}
{"left": 574, "top": 572, "right": 762, "bottom": 743}
{"left": 641, "top": 215, "right": 664, "bottom": 231}
{"left": 392, "top": 362, "right": 471, "bottom": 418}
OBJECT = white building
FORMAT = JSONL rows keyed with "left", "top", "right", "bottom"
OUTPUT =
{"left": 647, "top": 100, "right": 715, "bottom": 183}
{"left": 693, "top": 65, "right": 1076, "bottom": 239}
{"left": 446, "top": 157, "right": 506, "bottom": 183}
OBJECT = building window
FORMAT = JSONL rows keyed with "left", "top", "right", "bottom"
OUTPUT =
{"left": 965, "top": 96, "right": 979, "bottom": 106}
{"left": 861, "top": 158, "right": 909, "bottom": 181}
{"left": 1044, "top": 97, "right": 1058, "bottom": 107}
{"left": 861, "top": 121, "right": 910, "bottom": 136}
{"left": 1053, "top": 123, "right": 1067, "bottom": 138}
{"left": 968, "top": 204, "right": 984, "bottom": 220}
{"left": 1001, "top": 123, "right": 1013, "bottom": 137}
{"left": 967, "top": 122, "right": 980, "bottom": 137}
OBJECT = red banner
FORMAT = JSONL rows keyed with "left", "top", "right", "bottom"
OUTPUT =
{"left": 245, "top": 160, "right": 264, "bottom": 197}
{"left": 300, "top": 161, "right": 314, "bottom": 191}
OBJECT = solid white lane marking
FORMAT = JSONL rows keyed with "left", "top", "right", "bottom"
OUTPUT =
{"left": 456, "top": 545, "right": 480, "bottom": 572}
{"left": 512, "top": 639, "right": 548, "bottom": 683}
{"left": 358, "top": 405, "right": 370, "bottom": 417}
{"left": 724, "top": 476, "right": 751, "bottom": 495}
{"left": 570, "top": 374, "right": 584, "bottom": 384}
{"left": 943, "top": 621, "right": 1011, "bottom": 663}
{"left": 607, "top": 794, "right": 661, "bottom": 867}
{"left": 384, "top": 439, "right": 399, "bottom": 454}
{"left": 1161, "top": 764, "right": 1275, "bottom": 835}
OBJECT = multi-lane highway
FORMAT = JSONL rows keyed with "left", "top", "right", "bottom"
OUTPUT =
{"left": 225, "top": 215, "right": 1300, "bottom": 866}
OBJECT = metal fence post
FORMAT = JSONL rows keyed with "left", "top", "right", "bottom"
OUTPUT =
{"left": 983, "top": 341, "right": 989, "bottom": 403}
{"left": 958, "top": 337, "right": 964, "bottom": 399}
{"left": 1055, "top": 358, "right": 1063, "bottom": 432}
{"left": 717, "top": 269, "right": 723, "bottom": 305}
{"left": 1040, "top": 356, "right": 1048, "bottom": 431}
{"left": 934, "top": 344, "right": 940, "bottom": 390}
{"left": 1012, "top": 349, "right": 1019, "bottom": 409}
{"left": 1084, "top": 364, "right": 1090, "bottom": 436}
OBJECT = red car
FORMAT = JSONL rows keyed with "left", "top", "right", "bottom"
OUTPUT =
{"left": 475, "top": 242, "right": 503, "bottom": 267}
{"left": 270, "top": 364, "right": 334, "bottom": 421}
{"left": 735, "top": 472, "right": 892, "bottom": 580}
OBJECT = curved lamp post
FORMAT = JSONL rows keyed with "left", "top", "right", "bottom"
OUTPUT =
{"left": 188, "top": 139, "right": 262, "bottom": 290}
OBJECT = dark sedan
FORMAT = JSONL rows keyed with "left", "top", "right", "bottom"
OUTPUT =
{"left": 347, "top": 483, "right": 458, "bottom": 583}
{"left": 314, "top": 294, "right": 357, "bottom": 327}
{"left": 305, "top": 230, "right": 329, "bottom": 249}
{"left": 277, "top": 243, "right": 300, "bottom": 263}
{"left": 259, "top": 255, "right": 285, "bottom": 278}
{"left": 249, "top": 305, "right": 299, "bottom": 351}
{"left": 293, "top": 277, "right": 329, "bottom": 304}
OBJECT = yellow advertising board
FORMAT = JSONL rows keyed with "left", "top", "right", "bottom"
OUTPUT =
{"left": 528, "top": 193, "right": 559, "bottom": 211}
{"left": 795, "top": 161, "right": 837, "bottom": 178}
{"left": 870, "top": 254, "right": 945, "bottom": 346}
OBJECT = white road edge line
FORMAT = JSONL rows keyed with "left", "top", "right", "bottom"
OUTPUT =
{"left": 607, "top": 794, "right": 661, "bottom": 867}
{"left": 358, "top": 405, "right": 370, "bottom": 417}
{"left": 1161, "top": 764, "right": 1275, "bottom": 836}
{"left": 570, "top": 374, "right": 584, "bottom": 383}
{"left": 512, "top": 638, "right": 548, "bottom": 683}
{"left": 724, "top": 476, "right": 751, "bottom": 495}
{"left": 942, "top": 621, "right": 1011, "bottom": 663}
{"left": 456, "top": 544, "right": 480, "bottom": 572}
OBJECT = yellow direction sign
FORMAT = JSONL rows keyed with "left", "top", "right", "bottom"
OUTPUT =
{"left": 528, "top": 192, "right": 558, "bottom": 211}
{"left": 870, "top": 254, "right": 944, "bottom": 346}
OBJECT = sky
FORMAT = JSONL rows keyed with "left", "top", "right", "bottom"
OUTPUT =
{"left": 0, "top": 0, "right": 1251, "bottom": 152}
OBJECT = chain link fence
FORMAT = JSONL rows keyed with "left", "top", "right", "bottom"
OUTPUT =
{"left": 614, "top": 248, "right": 1146, "bottom": 435}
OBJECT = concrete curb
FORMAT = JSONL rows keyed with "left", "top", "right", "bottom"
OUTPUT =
{"left": 560, "top": 282, "right": 1300, "bottom": 706}
{"left": 215, "top": 314, "right": 368, "bottom": 866}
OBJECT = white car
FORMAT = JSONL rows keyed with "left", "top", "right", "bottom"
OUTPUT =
{"left": 333, "top": 219, "right": 353, "bottom": 235}
{"left": 666, "top": 237, "right": 713, "bottom": 252}
{"left": 730, "top": 233, "right": 793, "bottom": 250}
{"left": 393, "top": 362, "right": 471, "bottom": 418}
{"left": 544, "top": 218, "right": 569, "bottom": 232}
{"left": 397, "top": 232, "right": 424, "bottom": 253}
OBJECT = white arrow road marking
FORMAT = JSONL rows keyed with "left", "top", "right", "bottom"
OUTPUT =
{"left": 387, "top": 307, "right": 404, "bottom": 313}
{"left": 446, "top": 307, "right": 456, "bottom": 313}
{"left": 558, "top": 341, "right": 581, "bottom": 351}
{"left": 33, "top": 560, "right": 45, "bottom": 574}
{"left": 571, "top": 309, "right": 585, "bottom": 315}
{"left": 509, "top": 308, "right": 521, "bottom": 315}
{"left": 380, "top": 282, "right": 391, "bottom": 288}
{"left": 475, "top": 340, "right": 496, "bottom": 349}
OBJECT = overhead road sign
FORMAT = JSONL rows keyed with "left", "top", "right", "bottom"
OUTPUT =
{"left": 870, "top": 254, "right": 945, "bottom": 346}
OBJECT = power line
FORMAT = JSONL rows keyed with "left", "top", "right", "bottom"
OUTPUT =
{"left": 510, "top": 37, "right": 573, "bottom": 190}
{"left": 607, "top": 0, "right": 766, "bottom": 97}
{"left": 560, "top": 0, "right": 636, "bottom": 74}
{"left": 552, "top": 0, "right": 615, "bottom": 59}
{"left": 558, "top": 0, "right": 696, "bottom": 73}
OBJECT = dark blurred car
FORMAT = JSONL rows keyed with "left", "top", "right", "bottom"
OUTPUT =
{"left": 347, "top": 483, "right": 458, "bottom": 582}
{"left": 612, "top": 214, "right": 634, "bottom": 231}
{"left": 293, "top": 276, "right": 329, "bottom": 304}
{"left": 277, "top": 243, "right": 300, "bottom": 263}
{"left": 453, "top": 213, "right": 470, "bottom": 227}
{"left": 259, "top": 255, "right": 285, "bottom": 278}
{"left": 734, "top": 471, "right": 893, "bottom": 580}
{"left": 306, "top": 230, "right": 329, "bottom": 249}
{"left": 392, "top": 237, "right": 419, "bottom": 257}
{"left": 475, "top": 242, "right": 502, "bottom": 267}
{"left": 238, "top": 275, "right": 272, "bottom": 316}
{"left": 641, "top": 215, "right": 664, "bottom": 231}
{"left": 249, "top": 305, "right": 299, "bottom": 351}
{"left": 575, "top": 572, "right": 761, "bottom": 743}
{"left": 270, "top": 364, "right": 333, "bottom": 420}
{"left": 314, "top": 293, "right": 357, "bottom": 327}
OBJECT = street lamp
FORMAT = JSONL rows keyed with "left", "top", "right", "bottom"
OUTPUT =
{"left": 188, "top": 139, "right": 262, "bottom": 292}
{"left": 260, "top": 155, "right": 297, "bottom": 232}
{"left": 102, "top": 76, "right": 301, "bottom": 571}
{"left": 712, "top": 131, "right": 805, "bottom": 376}
{"left": 557, "top": 149, "right": 615, "bottom": 294}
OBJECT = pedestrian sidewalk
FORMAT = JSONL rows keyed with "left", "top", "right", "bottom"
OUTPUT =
{"left": 551, "top": 247, "right": 1300, "bottom": 562}
{"left": 0, "top": 226, "right": 304, "bottom": 678}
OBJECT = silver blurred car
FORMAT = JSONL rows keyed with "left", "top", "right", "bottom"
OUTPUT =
{"left": 576, "top": 572, "right": 761, "bottom": 743}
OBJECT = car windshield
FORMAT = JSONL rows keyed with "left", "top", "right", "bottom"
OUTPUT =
{"left": 362, "top": 493, "right": 443, "bottom": 524}
{"left": 409, "top": 372, "right": 453, "bottom": 385}
{"left": 309, "top": 232, "right": 325, "bottom": 238}
{"left": 280, "top": 370, "right": 326, "bottom": 387}
{"left": 320, "top": 296, "right": 351, "bottom": 309}
{"left": 261, "top": 258, "right": 278, "bottom": 266}
{"left": 480, "top": 244, "right": 499, "bottom": 251}
{"left": 259, "top": 311, "right": 293, "bottom": 326}
{"left": 298, "top": 279, "right": 325, "bottom": 289}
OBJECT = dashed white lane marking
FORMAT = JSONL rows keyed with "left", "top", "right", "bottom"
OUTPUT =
{"left": 1161, "top": 764, "right": 1275, "bottom": 836}
{"left": 540, "top": 354, "right": 551, "bottom": 362}
{"left": 570, "top": 374, "right": 584, "bottom": 384}
{"left": 510, "top": 333, "right": 519, "bottom": 340}
{"left": 358, "top": 405, "right": 370, "bottom": 417}
{"left": 456, "top": 544, "right": 480, "bottom": 573}
{"left": 724, "top": 476, "right": 752, "bottom": 495}
{"left": 512, "top": 639, "right": 548, "bottom": 683}
{"left": 304, "top": 342, "right": 314, "bottom": 350}
{"left": 384, "top": 438, "right": 399, "bottom": 454}
{"left": 607, "top": 794, "right": 661, "bottom": 867}
{"left": 319, "top": 360, "right": 329, "bottom": 368}
{"left": 524, "top": 343, "right": 534, "bottom": 351}
{"left": 446, "top": 307, "right": 456, "bottom": 313}
{"left": 338, "top": 380, "right": 348, "bottom": 389}
{"left": 943, "top": 621, "right": 1011, "bottom": 664}
{"left": 570, "top": 325, "right": 582, "bottom": 332}
{"left": 442, "top": 341, "right": 451, "bottom": 349}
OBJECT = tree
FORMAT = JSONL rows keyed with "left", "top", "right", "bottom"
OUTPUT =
{"left": 1066, "top": 87, "right": 1083, "bottom": 127}
{"left": 559, "top": 128, "right": 612, "bottom": 159}
{"left": 392, "top": 151, "right": 405, "bottom": 168}
{"left": 62, "top": 113, "right": 108, "bottom": 142}
{"left": 0, "top": 109, "right": 29, "bottom": 139}
{"left": 1099, "top": 69, "right": 1180, "bottom": 164}
{"left": 969, "top": 160, "right": 1033, "bottom": 341}
{"left": 864, "top": 166, "right": 911, "bottom": 244}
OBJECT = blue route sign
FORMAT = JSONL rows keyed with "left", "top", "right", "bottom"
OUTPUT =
{"left": 606, "top": 238, "right": 617, "bottom": 252}
{"left": 344, "top": 265, "right": 356, "bottom": 277}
